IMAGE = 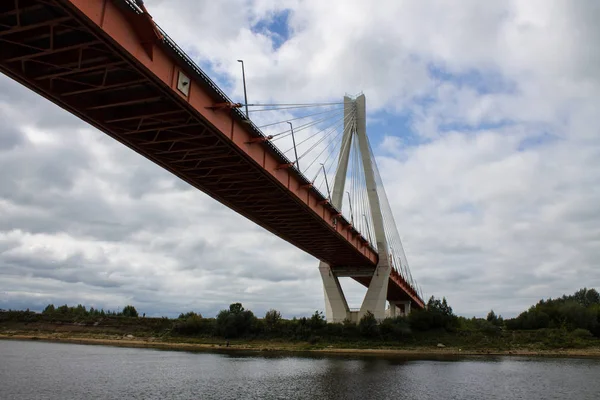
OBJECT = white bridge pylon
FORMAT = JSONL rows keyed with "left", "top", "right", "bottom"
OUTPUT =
{"left": 318, "top": 94, "right": 411, "bottom": 323}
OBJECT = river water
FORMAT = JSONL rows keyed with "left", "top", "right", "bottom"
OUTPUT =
{"left": 0, "top": 340, "right": 599, "bottom": 399}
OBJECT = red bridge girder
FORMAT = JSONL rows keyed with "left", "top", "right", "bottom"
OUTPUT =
{"left": 0, "top": 0, "right": 424, "bottom": 309}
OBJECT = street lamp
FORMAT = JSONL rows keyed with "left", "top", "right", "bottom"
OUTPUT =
{"left": 288, "top": 122, "right": 299, "bottom": 171}
{"left": 321, "top": 163, "right": 331, "bottom": 200}
{"left": 346, "top": 191, "right": 354, "bottom": 225}
{"left": 237, "top": 60, "right": 249, "bottom": 119}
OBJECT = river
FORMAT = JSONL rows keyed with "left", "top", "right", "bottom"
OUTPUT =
{"left": 0, "top": 340, "right": 599, "bottom": 399}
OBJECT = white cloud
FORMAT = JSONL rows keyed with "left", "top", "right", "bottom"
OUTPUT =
{"left": 1, "top": 0, "right": 599, "bottom": 318}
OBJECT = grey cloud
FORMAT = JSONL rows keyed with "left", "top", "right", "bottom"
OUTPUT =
{"left": 0, "top": 127, "right": 24, "bottom": 151}
{"left": 1, "top": 251, "right": 123, "bottom": 288}
{"left": 2, "top": 0, "right": 600, "bottom": 320}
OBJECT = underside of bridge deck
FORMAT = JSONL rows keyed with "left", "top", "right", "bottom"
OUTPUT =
{"left": 0, "top": 0, "right": 380, "bottom": 269}
{"left": 0, "top": 0, "right": 423, "bottom": 310}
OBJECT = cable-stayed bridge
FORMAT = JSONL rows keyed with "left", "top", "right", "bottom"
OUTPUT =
{"left": 0, "top": 0, "right": 425, "bottom": 322}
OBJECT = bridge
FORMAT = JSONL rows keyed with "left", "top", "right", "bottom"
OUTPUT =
{"left": 0, "top": 0, "right": 425, "bottom": 322}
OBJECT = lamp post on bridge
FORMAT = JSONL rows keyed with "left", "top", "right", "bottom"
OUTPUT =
{"left": 320, "top": 163, "right": 331, "bottom": 201}
{"left": 237, "top": 59, "right": 249, "bottom": 119}
{"left": 288, "top": 122, "right": 300, "bottom": 171}
{"left": 346, "top": 191, "right": 354, "bottom": 225}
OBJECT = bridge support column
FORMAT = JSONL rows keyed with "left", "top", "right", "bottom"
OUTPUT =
{"left": 387, "top": 301, "right": 412, "bottom": 318}
{"left": 354, "top": 94, "right": 392, "bottom": 322}
{"left": 398, "top": 300, "right": 411, "bottom": 316}
{"left": 319, "top": 262, "right": 350, "bottom": 323}
{"left": 386, "top": 303, "right": 400, "bottom": 318}
{"left": 359, "top": 264, "right": 391, "bottom": 321}
{"left": 319, "top": 95, "right": 354, "bottom": 324}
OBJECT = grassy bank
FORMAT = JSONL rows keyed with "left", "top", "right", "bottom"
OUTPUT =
{"left": 2, "top": 332, "right": 600, "bottom": 358}
{"left": 2, "top": 287, "right": 599, "bottom": 357}
{"left": 1, "top": 314, "right": 599, "bottom": 358}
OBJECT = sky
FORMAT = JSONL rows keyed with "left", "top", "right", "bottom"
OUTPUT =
{"left": 1, "top": 0, "right": 599, "bottom": 319}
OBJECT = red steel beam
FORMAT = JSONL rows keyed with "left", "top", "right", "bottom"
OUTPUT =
{"left": 0, "top": 16, "right": 72, "bottom": 37}
{"left": 33, "top": 60, "right": 126, "bottom": 80}
{"left": 5, "top": 41, "right": 102, "bottom": 62}
{"left": 60, "top": 77, "right": 147, "bottom": 96}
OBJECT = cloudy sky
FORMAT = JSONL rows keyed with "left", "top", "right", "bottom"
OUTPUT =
{"left": 1, "top": 0, "right": 599, "bottom": 318}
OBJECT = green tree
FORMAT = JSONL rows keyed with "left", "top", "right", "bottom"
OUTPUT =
{"left": 42, "top": 304, "right": 55, "bottom": 314}
{"left": 122, "top": 305, "right": 139, "bottom": 318}
{"left": 56, "top": 304, "right": 69, "bottom": 314}
{"left": 428, "top": 296, "right": 453, "bottom": 316}
{"left": 216, "top": 303, "right": 257, "bottom": 338}
{"left": 505, "top": 287, "right": 600, "bottom": 335}
{"left": 408, "top": 296, "right": 458, "bottom": 331}
{"left": 358, "top": 311, "right": 379, "bottom": 337}
{"left": 308, "top": 311, "right": 326, "bottom": 330}
{"left": 264, "top": 309, "right": 282, "bottom": 332}
{"left": 573, "top": 288, "right": 600, "bottom": 307}
{"left": 229, "top": 303, "right": 244, "bottom": 314}
{"left": 486, "top": 310, "right": 503, "bottom": 327}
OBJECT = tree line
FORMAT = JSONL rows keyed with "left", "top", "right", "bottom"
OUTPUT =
{"left": 41, "top": 304, "right": 140, "bottom": 318}
{"left": 504, "top": 288, "right": 599, "bottom": 336}
{"left": 3, "top": 287, "right": 599, "bottom": 342}
{"left": 171, "top": 296, "right": 462, "bottom": 341}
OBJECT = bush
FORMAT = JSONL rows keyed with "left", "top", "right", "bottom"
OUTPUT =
{"left": 308, "top": 335, "right": 320, "bottom": 345}
{"left": 572, "top": 328, "right": 593, "bottom": 339}
{"left": 342, "top": 318, "right": 359, "bottom": 337}
{"left": 409, "top": 309, "right": 434, "bottom": 331}
{"left": 178, "top": 311, "right": 202, "bottom": 319}
{"left": 380, "top": 317, "right": 412, "bottom": 339}
{"left": 173, "top": 313, "right": 214, "bottom": 336}
{"left": 324, "top": 322, "right": 345, "bottom": 337}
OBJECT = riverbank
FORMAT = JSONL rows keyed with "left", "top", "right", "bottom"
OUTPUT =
{"left": 3, "top": 306, "right": 600, "bottom": 358}
{"left": 2, "top": 332, "right": 600, "bottom": 359}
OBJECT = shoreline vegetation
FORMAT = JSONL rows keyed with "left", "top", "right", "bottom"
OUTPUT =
{"left": 1, "top": 288, "right": 599, "bottom": 359}
{"left": 1, "top": 333, "right": 600, "bottom": 359}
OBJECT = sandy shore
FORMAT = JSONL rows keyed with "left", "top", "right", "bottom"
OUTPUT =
{"left": 2, "top": 333, "right": 600, "bottom": 358}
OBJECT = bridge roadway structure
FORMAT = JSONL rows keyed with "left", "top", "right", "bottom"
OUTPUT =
{"left": 0, "top": 0, "right": 425, "bottom": 321}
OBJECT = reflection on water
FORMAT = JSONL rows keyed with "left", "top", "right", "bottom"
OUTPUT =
{"left": 0, "top": 340, "right": 599, "bottom": 399}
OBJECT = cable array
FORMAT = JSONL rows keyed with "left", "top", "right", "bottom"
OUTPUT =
{"left": 241, "top": 100, "right": 421, "bottom": 300}
{"left": 245, "top": 102, "right": 355, "bottom": 199}
{"left": 367, "top": 140, "right": 421, "bottom": 297}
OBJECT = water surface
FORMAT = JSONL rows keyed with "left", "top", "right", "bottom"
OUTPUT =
{"left": 0, "top": 340, "right": 598, "bottom": 399}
